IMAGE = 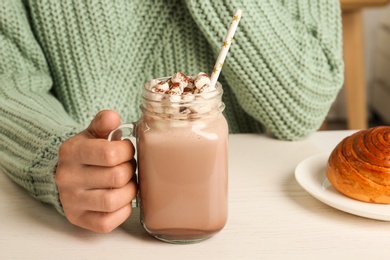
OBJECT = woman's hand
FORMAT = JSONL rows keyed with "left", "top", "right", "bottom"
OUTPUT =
{"left": 56, "top": 110, "right": 137, "bottom": 233}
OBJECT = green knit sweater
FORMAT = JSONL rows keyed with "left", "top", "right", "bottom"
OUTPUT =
{"left": 0, "top": 0, "right": 343, "bottom": 213}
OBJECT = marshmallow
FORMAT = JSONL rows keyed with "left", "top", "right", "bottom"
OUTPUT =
{"left": 171, "top": 72, "right": 191, "bottom": 84}
{"left": 148, "top": 79, "right": 161, "bottom": 88}
{"left": 157, "top": 81, "right": 170, "bottom": 91}
{"left": 194, "top": 73, "right": 211, "bottom": 89}
{"left": 150, "top": 79, "right": 170, "bottom": 96}
{"left": 169, "top": 82, "right": 182, "bottom": 94}
{"left": 171, "top": 72, "right": 191, "bottom": 91}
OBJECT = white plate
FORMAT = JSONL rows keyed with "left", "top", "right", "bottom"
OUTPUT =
{"left": 295, "top": 153, "right": 390, "bottom": 221}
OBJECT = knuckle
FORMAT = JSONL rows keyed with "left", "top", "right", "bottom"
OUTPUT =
{"left": 109, "top": 170, "right": 122, "bottom": 188}
{"left": 63, "top": 208, "right": 80, "bottom": 226}
{"left": 55, "top": 167, "right": 68, "bottom": 187}
{"left": 101, "top": 147, "right": 118, "bottom": 166}
{"left": 55, "top": 168, "right": 64, "bottom": 183}
{"left": 110, "top": 166, "right": 129, "bottom": 188}
{"left": 101, "top": 193, "right": 116, "bottom": 212}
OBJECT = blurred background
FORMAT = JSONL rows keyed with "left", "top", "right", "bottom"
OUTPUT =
{"left": 326, "top": 1, "right": 390, "bottom": 130}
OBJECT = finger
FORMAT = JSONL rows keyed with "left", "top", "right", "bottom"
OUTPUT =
{"left": 75, "top": 159, "right": 136, "bottom": 189}
{"left": 77, "top": 138, "right": 135, "bottom": 166}
{"left": 76, "top": 180, "right": 137, "bottom": 212}
{"left": 87, "top": 110, "right": 121, "bottom": 139}
{"left": 73, "top": 204, "right": 133, "bottom": 233}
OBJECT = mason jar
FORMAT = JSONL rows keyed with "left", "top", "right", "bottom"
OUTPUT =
{"left": 109, "top": 78, "right": 228, "bottom": 243}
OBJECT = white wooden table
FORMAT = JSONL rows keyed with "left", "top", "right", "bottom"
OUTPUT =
{"left": 2, "top": 131, "right": 390, "bottom": 259}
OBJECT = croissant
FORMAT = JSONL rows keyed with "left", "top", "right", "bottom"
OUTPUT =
{"left": 326, "top": 126, "right": 390, "bottom": 204}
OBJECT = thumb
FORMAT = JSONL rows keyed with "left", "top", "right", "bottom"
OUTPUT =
{"left": 87, "top": 110, "right": 121, "bottom": 139}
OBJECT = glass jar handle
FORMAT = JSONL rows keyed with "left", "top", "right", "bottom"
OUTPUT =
{"left": 107, "top": 123, "right": 139, "bottom": 208}
{"left": 108, "top": 123, "right": 135, "bottom": 141}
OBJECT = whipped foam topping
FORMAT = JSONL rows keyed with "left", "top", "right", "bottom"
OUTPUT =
{"left": 144, "top": 72, "right": 222, "bottom": 119}
{"left": 148, "top": 72, "right": 214, "bottom": 96}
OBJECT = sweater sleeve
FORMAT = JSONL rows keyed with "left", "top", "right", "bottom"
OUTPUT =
{"left": 184, "top": 0, "right": 344, "bottom": 140}
{"left": 0, "top": 0, "right": 82, "bottom": 213}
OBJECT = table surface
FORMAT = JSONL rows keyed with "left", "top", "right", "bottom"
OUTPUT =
{"left": 3, "top": 130, "right": 390, "bottom": 259}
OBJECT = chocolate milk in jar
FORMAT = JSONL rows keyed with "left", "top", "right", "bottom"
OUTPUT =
{"left": 136, "top": 73, "right": 228, "bottom": 243}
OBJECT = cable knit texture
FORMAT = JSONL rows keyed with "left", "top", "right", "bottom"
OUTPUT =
{"left": 0, "top": 0, "right": 343, "bottom": 213}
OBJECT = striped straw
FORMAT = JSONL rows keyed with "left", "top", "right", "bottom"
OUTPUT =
{"left": 210, "top": 9, "right": 242, "bottom": 89}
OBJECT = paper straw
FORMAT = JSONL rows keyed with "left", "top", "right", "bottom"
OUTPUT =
{"left": 210, "top": 9, "right": 242, "bottom": 89}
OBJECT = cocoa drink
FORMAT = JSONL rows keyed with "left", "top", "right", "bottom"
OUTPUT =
{"left": 137, "top": 107, "right": 228, "bottom": 243}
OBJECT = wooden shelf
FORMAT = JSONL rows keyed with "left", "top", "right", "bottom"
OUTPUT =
{"left": 341, "top": 0, "right": 389, "bottom": 11}
{"left": 338, "top": 0, "right": 389, "bottom": 129}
